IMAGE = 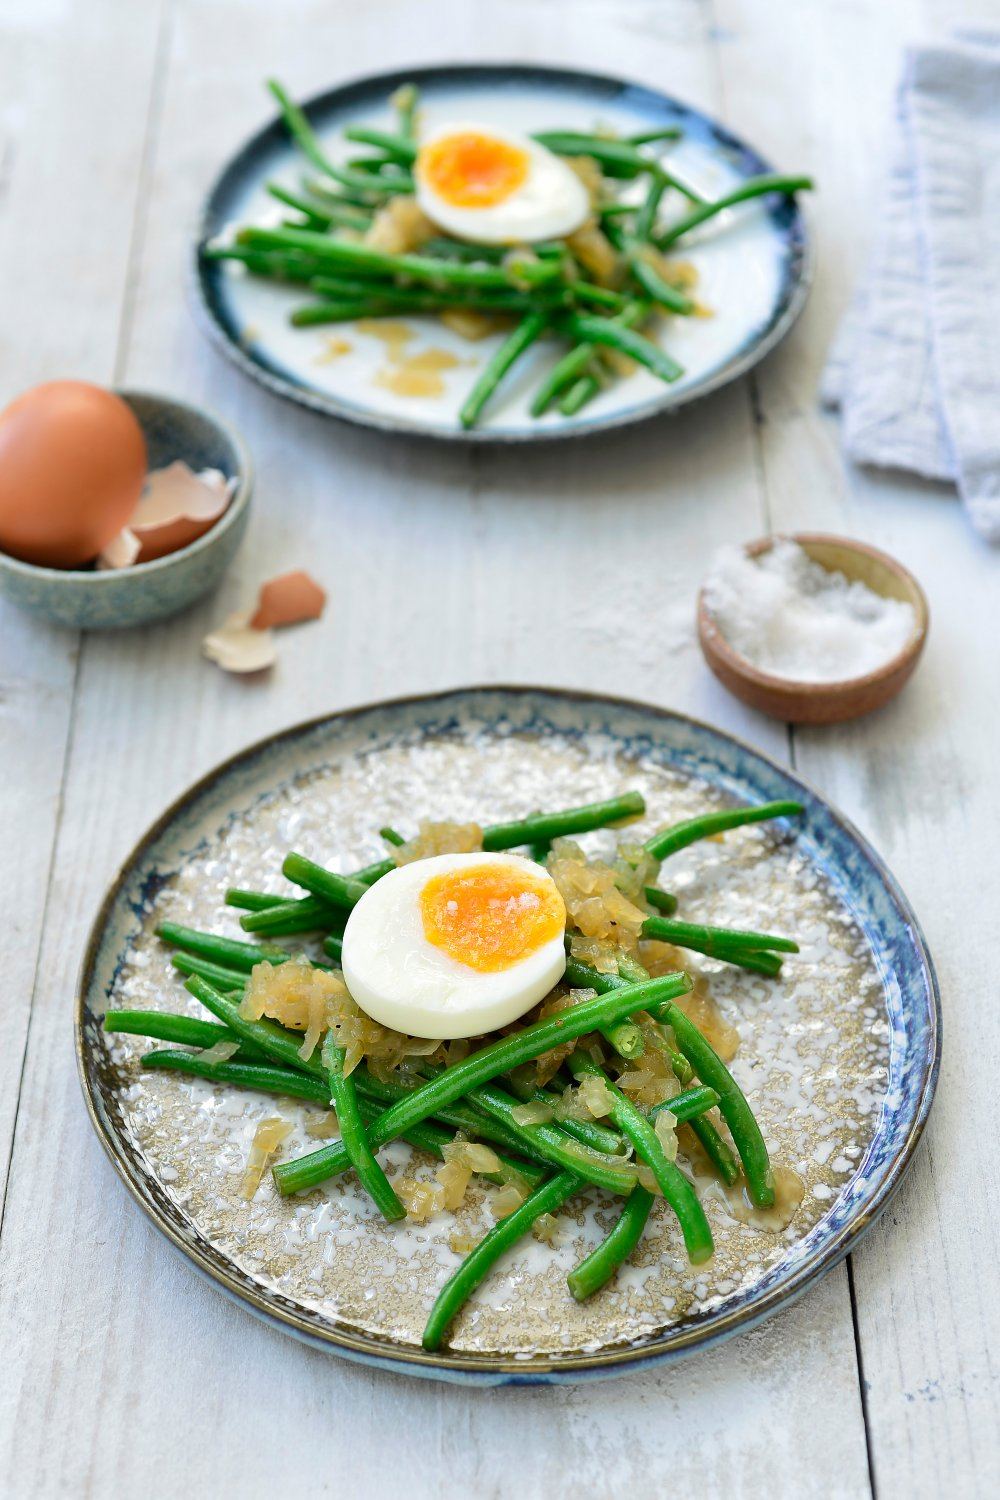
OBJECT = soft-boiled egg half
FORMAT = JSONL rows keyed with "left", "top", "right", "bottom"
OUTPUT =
{"left": 341, "top": 851, "right": 568, "bottom": 1039}
{"left": 414, "top": 122, "right": 590, "bottom": 245}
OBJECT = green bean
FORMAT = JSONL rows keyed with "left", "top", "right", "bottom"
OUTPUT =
{"left": 419, "top": 238, "right": 509, "bottom": 264}
{"left": 459, "top": 311, "right": 547, "bottom": 429}
{"left": 662, "top": 1000, "right": 774, "bottom": 1206}
{"left": 569, "top": 282, "right": 628, "bottom": 312}
{"left": 627, "top": 127, "right": 683, "bottom": 146}
{"left": 634, "top": 171, "right": 668, "bottom": 242}
{"left": 454, "top": 1078, "right": 638, "bottom": 1195}
{"left": 569, "top": 1186, "right": 653, "bottom": 1301}
{"left": 181, "top": 976, "right": 535, "bottom": 1164}
{"left": 173, "top": 973, "right": 541, "bottom": 1168}
{"left": 422, "top": 1171, "right": 580, "bottom": 1351}
{"left": 643, "top": 886, "right": 678, "bottom": 916}
{"left": 600, "top": 1018, "right": 645, "bottom": 1061}
{"left": 656, "top": 1083, "right": 722, "bottom": 1122}
{"left": 202, "top": 244, "right": 325, "bottom": 283}
{"left": 266, "top": 78, "right": 413, "bottom": 201}
{"left": 266, "top": 181, "right": 331, "bottom": 228}
{"left": 324, "top": 933, "right": 343, "bottom": 964}
{"left": 280, "top": 793, "right": 651, "bottom": 936}
{"left": 380, "top": 827, "right": 405, "bottom": 847}
{"left": 141, "top": 1050, "right": 541, "bottom": 1190}
{"left": 530, "top": 300, "right": 647, "bottom": 416}
{"left": 344, "top": 125, "right": 417, "bottom": 164}
{"left": 359, "top": 1075, "right": 552, "bottom": 1168}
{"left": 563, "top": 955, "right": 742, "bottom": 1187}
{"left": 657, "top": 1046, "right": 741, "bottom": 1186}
{"left": 243, "top": 836, "right": 406, "bottom": 935}
{"left": 557, "top": 313, "right": 684, "bottom": 384}
{"left": 156, "top": 921, "right": 289, "bottom": 973}
{"left": 566, "top": 1086, "right": 722, "bottom": 1308}
{"left": 483, "top": 790, "right": 646, "bottom": 850}
{"left": 290, "top": 291, "right": 559, "bottom": 326}
{"left": 267, "top": 79, "right": 343, "bottom": 181}
{"left": 322, "top": 1035, "right": 404, "bottom": 1220}
{"left": 392, "top": 82, "right": 419, "bottom": 142}
{"left": 623, "top": 239, "right": 695, "bottom": 314}
{"left": 531, "top": 132, "right": 660, "bottom": 178}
{"left": 169, "top": 952, "right": 250, "bottom": 991}
{"left": 299, "top": 176, "right": 375, "bottom": 223}
{"left": 280, "top": 855, "right": 370, "bottom": 910}
{"left": 642, "top": 914, "right": 798, "bottom": 955}
{"left": 289, "top": 299, "right": 411, "bottom": 326}
{"left": 239, "top": 225, "right": 563, "bottom": 291}
{"left": 103, "top": 1009, "right": 255, "bottom": 1054}
{"left": 273, "top": 971, "right": 691, "bottom": 1195}
{"left": 185, "top": 975, "right": 329, "bottom": 1074}
{"left": 239, "top": 893, "right": 338, "bottom": 935}
{"left": 644, "top": 799, "right": 804, "bottom": 861}
{"left": 225, "top": 888, "right": 287, "bottom": 913}
{"left": 655, "top": 173, "right": 814, "bottom": 249}
{"left": 338, "top": 793, "right": 648, "bottom": 893}
{"left": 518, "top": 1086, "right": 625, "bottom": 1156}
{"left": 558, "top": 375, "right": 600, "bottom": 417}
{"left": 308, "top": 273, "right": 526, "bottom": 306}
{"left": 566, "top": 1053, "right": 713, "bottom": 1264}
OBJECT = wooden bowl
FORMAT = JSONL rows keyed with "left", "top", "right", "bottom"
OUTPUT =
{"left": 697, "top": 534, "right": 929, "bottom": 725}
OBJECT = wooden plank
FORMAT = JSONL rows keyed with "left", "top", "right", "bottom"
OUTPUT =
{"left": 0, "top": 2, "right": 871, "bottom": 1495}
{"left": 713, "top": 0, "right": 1000, "bottom": 1493}
{"left": 0, "top": 0, "right": 167, "bottom": 1202}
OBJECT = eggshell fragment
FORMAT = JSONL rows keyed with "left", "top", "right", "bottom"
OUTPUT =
{"left": 250, "top": 570, "right": 327, "bottom": 630}
{"left": 97, "top": 528, "right": 141, "bottom": 571}
{"left": 98, "top": 462, "right": 235, "bottom": 569}
{"left": 202, "top": 611, "right": 276, "bottom": 674}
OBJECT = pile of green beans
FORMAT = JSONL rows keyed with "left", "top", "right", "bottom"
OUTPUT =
{"left": 202, "top": 79, "right": 813, "bottom": 427}
{"left": 112, "top": 787, "right": 807, "bottom": 1350}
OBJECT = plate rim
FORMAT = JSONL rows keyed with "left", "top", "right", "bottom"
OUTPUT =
{"left": 190, "top": 60, "right": 814, "bottom": 444}
{"left": 76, "top": 684, "right": 940, "bottom": 1383}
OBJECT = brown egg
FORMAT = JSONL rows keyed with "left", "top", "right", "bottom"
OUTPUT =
{"left": 0, "top": 381, "right": 147, "bottom": 568}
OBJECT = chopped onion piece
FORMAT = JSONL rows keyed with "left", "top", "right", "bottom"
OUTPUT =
{"left": 195, "top": 1039, "right": 240, "bottom": 1066}
{"left": 240, "top": 1116, "right": 293, "bottom": 1200}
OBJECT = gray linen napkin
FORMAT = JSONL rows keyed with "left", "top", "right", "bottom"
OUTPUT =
{"left": 823, "top": 39, "right": 1000, "bottom": 542}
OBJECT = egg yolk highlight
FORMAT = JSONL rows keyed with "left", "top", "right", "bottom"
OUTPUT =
{"left": 418, "top": 132, "right": 529, "bottom": 208}
{"left": 419, "top": 863, "right": 565, "bottom": 972}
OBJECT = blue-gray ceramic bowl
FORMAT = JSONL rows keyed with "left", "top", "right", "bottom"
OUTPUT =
{"left": 0, "top": 390, "right": 252, "bottom": 630}
{"left": 77, "top": 687, "right": 939, "bottom": 1384}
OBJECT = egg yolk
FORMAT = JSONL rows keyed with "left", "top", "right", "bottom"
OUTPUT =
{"left": 419, "top": 863, "right": 565, "bottom": 972}
{"left": 418, "top": 132, "right": 529, "bottom": 208}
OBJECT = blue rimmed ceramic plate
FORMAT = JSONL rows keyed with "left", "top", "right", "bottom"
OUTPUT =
{"left": 77, "top": 687, "right": 937, "bottom": 1384}
{"left": 192, "top": 64, "right": 811, "bottom": 441}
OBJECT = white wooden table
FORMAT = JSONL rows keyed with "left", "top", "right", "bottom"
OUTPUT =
{"left": 2, "top": 2, "right": 998, "bottom": 1495}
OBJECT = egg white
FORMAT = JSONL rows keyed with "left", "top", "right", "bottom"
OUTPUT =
{"left": 414, "top": 122, "right": 590, "bottom": 245}
{"left": 341, "top": 851, "right": 568, "bottom": 1039}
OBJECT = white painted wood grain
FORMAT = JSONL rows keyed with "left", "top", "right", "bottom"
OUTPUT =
{"left": 7, "top": 0, "right": 997, "bottom": 1492}
{"left": 715, "top": 0, "right": 1000, "bottom": 1493}
{"left": 0, "top": 0, "right": 167, "bottom": 1198}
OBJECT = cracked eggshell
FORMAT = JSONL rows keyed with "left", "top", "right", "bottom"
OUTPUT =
{"left": 250, "top": 569, "right": 327, "bottom": 630}
{"left": 202, "top": 610, "right": 276, "bottom": 674}
{"left": 129, "top": 461, "right": 235, "bottom": 563}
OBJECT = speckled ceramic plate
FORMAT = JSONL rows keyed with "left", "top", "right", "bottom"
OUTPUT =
{"left": 77, "top": 688, "right": 938, "bottom": 1384}
{"left": 192, "top": 64, "right": 811, "bottom": 441}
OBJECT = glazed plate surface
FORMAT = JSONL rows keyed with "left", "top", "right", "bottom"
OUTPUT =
{"left": 193, "top": 64, "right": 811, "bottom": 440}
{"left": 78, "top": 688, "right": 938, "bottom": 1383}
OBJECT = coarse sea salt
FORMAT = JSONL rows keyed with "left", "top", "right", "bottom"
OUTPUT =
{"left": 703, "top": 539, "right": 917, "bottom": 683}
